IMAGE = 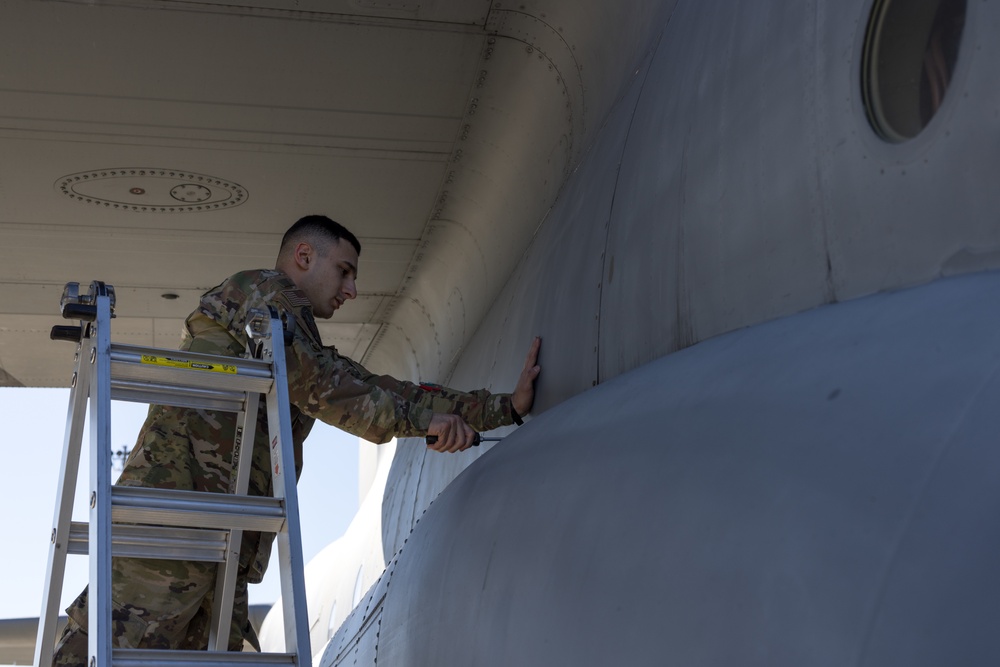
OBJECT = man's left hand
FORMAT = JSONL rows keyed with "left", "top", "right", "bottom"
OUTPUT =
{"left": 511, "top": 336, "right": 541, "bottom": 416}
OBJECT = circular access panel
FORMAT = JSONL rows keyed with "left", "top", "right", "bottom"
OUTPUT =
{"left": 862, "top": 0, "right": 967, "bottom": 143}
{"left": 55, "top": 169, "right": 247, "bottom": 212}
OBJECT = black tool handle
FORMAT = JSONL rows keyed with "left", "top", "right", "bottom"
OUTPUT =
{"left": 50, "top": 325, "right": 83, "bottom": 342}
{"left": 426, "top": 433, "right": 480, "bottom": 447}
{"left": 425, "top": 434, "right": 504, "bottom": 447}
{"left": 61, "top": 303, "right": 98, "bottom": 321}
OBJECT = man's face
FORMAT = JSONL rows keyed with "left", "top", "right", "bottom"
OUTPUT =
{"left": 300, "top": 238, "right": 359, "bottom": 319}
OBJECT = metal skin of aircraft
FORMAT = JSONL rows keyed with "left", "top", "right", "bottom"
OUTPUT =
{"left": 2, "top": 0, "right": 999, "bottom": 665}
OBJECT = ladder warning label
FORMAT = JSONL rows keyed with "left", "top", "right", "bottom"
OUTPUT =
{"left": 140, "top": 354, "right": 238, "bottom": 374}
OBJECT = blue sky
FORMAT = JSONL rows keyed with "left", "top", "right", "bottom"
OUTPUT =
{"left": 1, "top": 387, "right": 359, "bottom": 621}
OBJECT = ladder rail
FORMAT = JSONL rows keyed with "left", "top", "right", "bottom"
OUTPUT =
{"left": 34, "top": 338, "right": 93, "bottom": 667}
{"left": 265, "top": 322, "right": 312, "bottom": 664}
{"left": 209, "top": 390, "right": 262, "bottom": 651}
{"left": 89, "top": 292, "right": 114, "bottom": 667}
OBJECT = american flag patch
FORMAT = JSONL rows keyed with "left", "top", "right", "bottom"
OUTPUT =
{"left": 282, "top": 289, "right": 312, "bottom": 308}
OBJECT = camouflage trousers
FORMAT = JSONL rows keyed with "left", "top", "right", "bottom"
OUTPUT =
{"left": 51, "top": 554, "right": 258, "bottom": 666}
{"left": 51, "top": 404, "right": 267, "bottom": 666}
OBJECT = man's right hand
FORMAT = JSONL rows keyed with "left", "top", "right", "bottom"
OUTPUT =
{"left": 426, "top": 413, "right": 476, "bottom": 453}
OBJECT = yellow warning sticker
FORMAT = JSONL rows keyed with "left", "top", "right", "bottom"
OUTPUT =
{"left": 140, "top": 354, "right": 237, "bottom": 374}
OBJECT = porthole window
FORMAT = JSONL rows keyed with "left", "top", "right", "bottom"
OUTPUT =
{"left": 862, "top": 0, "right": 967, "bottom": 142}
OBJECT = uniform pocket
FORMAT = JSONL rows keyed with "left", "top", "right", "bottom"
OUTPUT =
{"left": 110, "top": 600, "right": 149, "bottom": 649}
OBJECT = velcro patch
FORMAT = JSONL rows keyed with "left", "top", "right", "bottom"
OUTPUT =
{"left": 282, "top": 289, "right": 312, "bottom": 308}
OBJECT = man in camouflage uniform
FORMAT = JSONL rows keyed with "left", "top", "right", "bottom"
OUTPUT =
{"left": 52, "top": 215, "right": 542, "bottom": 664}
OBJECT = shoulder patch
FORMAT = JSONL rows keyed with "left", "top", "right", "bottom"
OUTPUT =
{"left": 282, "top": 289, "right": 312, "bottom": 308}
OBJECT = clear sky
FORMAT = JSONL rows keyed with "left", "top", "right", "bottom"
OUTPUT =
{"left": 0, "top": 386, "right": 359, "bottom": 622}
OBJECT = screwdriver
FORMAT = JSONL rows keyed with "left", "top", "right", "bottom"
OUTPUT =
{"left": 425, "top": 434, "right": 503, "bottom": 447}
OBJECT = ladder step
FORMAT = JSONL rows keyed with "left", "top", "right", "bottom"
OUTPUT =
{"left": 113, "top": 487, "right": 286, "bottom": 533}
{"left": 111, "top": 379, "right": 249, "bottom": 413}
{"left": 110, "top": 344, "right": 274, "bottom": 396}
{"left": 68, "top": 522, "right": 228, "bottom": 562}
{"left": 113, "top": 648, "right": 296, "bottom": 666}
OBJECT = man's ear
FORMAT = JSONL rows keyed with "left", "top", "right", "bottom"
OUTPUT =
{"left": 293, "top": 241, "right": 313, "bottom": 270}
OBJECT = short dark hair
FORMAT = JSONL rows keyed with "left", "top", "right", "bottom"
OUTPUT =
{"left": 280, "top": 215, "right": 361, "bottom": 255}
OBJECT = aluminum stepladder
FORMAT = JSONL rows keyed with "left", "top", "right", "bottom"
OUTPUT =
{"left": 34, "top": 281, "right": 312, "bottom": 667}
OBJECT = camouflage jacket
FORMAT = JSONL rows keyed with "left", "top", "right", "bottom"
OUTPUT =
{"left": 120, "top": 269, "right": 516, "bottom": 583}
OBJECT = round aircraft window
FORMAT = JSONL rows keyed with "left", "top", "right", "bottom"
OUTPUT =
{"left": 862, "top": 0, "right": 967, "bottom": 142}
